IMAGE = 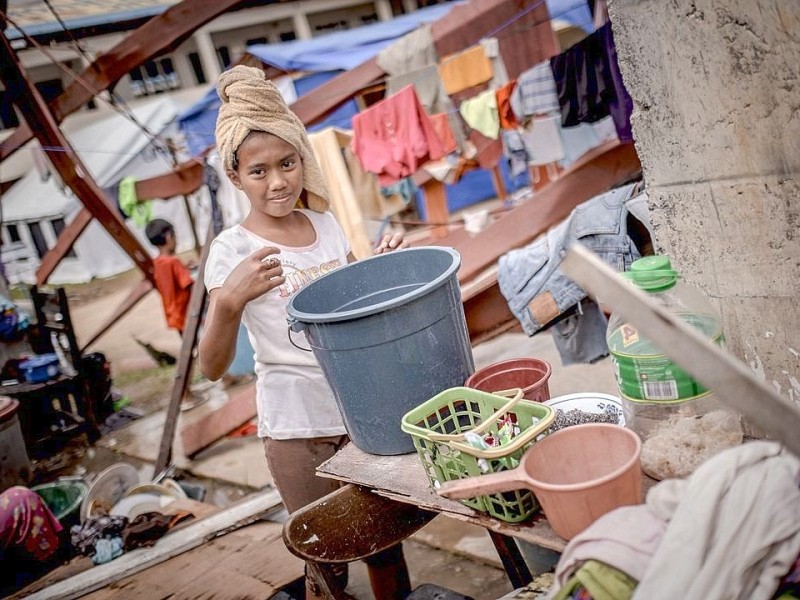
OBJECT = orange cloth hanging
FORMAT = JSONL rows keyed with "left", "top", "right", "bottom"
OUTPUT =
{"left": 496, "top": 80, "right": 520, "bottom": 130}
{"left": 438, "top": 45, "right": 494, "bottom": 95}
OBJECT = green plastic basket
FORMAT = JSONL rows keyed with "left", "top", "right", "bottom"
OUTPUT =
{"left": 401, "top": 386, "right": 555, "bottom": 523}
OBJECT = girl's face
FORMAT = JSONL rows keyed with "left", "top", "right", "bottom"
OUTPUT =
{"left": 228, "top": 132, "right": 304, "bottom": 219}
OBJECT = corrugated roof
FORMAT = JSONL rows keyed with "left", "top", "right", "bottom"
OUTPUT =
{"left": 4, "top": 0, "right": 178, "bottom": 39}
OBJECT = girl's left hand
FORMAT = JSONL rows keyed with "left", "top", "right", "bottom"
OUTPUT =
{"left": 374, "top": 232, "right": 409, "bottom": 254}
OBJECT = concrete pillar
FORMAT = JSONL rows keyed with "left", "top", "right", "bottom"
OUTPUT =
{"left": 292, "top": 12, "right": 313, "bottom": 40}
{"left": 608, "top": 1, "right": 800, "bottom": 405}
{"left": 193, "top": 30, "right": 221, "bottom": 81}
{"left": 375, "top": 0, "right": 393, "bottom": 21}
{"left": 402, "top": 0, "right": 417, "bottom": 13}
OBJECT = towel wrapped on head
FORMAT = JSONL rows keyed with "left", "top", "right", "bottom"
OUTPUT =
{"left": 215, "top": 65, "right": 329, "bottom": 212}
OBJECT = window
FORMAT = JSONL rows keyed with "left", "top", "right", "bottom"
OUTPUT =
{"left": 6, "top": 224, "right": 21, "bottom": 243}
{"left": 128, "top": 58, "right": 181, "bottom": 97}
{"left": 217, "top": 46, "right": 232, "bottom": 70}
{"left": 28, "top": 222, "right": 49, "bottom": 260}
{"left": 188, "top": 52, "right": 207, "bottom": 84}
{"left": 50, "top": 218, "right": 77, "bottom": 258}
{"left": 315, "top": 20, "right": 348, "bottom": 33}
{"left": 279, "top": 31, "right": 296, "bottom": 42}
{"left": 246, "top": 37, "right": 268, "bottom": 47}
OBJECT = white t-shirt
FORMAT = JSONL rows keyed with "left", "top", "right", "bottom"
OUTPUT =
{"left": 204, "top": 209, "right": 350, "bottom": 440}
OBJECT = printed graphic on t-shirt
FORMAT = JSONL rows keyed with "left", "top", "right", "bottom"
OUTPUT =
{"left": 278, "top": 258, "right": 342, "bottom": 298}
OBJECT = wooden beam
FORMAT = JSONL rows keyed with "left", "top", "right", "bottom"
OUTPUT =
{"left": 561, "top": 243, "right": 800, "bottom": 459}
{"left": 25, "top": 487, "right": 283, "bottom": 600}
{"left": 80, "top": 278, "right": 154, "bottom": 351}
{"left": 0, "top": 31, "right": 155, "bottom": 282}
{"left": 154, "top": 221, "right": 213, "bottom": 474}
{"left": 180, "top": 383, "right": 257, "bottom": 457}
{"left": 36, "top": 208, "right": 92, "bottom": 284}
{"left": 291, "top": 58, "right": 385, "bottom": 126}
{"left": 0, "top": 0, "right": 248, "bottom": 164}
{"left": 135, "top": 159, "right": 204, "bottom": 201}
{"left": 420, "top": 179, "right": 450, "bottom": 239}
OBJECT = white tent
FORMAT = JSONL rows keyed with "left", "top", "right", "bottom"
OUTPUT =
{"left": 0, "top": 96, "right": 210, "bottom": 284}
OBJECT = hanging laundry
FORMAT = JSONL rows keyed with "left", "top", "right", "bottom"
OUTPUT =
{"left": 521, "top": 115, "right": 565, "bottom": 166}
{"left": 428, "top": 113, "right": 458, "bottom": 154}
{"left": 592, "top": 115, "right": 619, "bottom": 144}
{"left": 496, "top": 80, "right": 519, "bottom": 130}
{"left": 510, "top": 62, "right": 560, "bottom": 120}
{"left": 272, "top": 75, "right": 297, "bottom": 105}
{"left": 376, "top": 24, "right": 437, "bottom": 76}
{"left": 203, "top": 162, "right": 224, "bottom": 236}
{"left": 351, "top": 85, "right": 446, "bottom": 186}
{"left": 550, "top": 23, "right": 633, "bottom": 140}
{"left": 384, "top": 66, "right": 468, "bottom": 151}
{"left": 438, "top": 45, "right": 493, "bottom": 95}
{"left": 118, "top": 176, "right": 153, "bottom": 227}
{"left": 343, "top": 147, "right": 406, "bottom": 219}
{"left": 479, "top": 37, "right": 509, "bottom": 88}
{"left": 380, "top": 178, "right": 417, "bottom": 205}
{"left": 596, "top": 23, "right": 634, "bottom": 141}
{"left": 206, "top": 152, "right": 249, "bottom": 227}
{"left": 501, "top": 130, "right": 528, "bottom": 179}
{"left": 560, "top": 122, "right": 601, "bottom": 166}
{"left": 386, "top": 65, "right": 450, "bottom": 114}
{"left": 459, "top": 89, "right": 500, "bottom": 140}
{"left": 551, "top": 30, "right": 611, "bottom": 128}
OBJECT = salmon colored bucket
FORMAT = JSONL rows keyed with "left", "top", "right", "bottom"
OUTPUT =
{"left": 438, "top": 424, "right": 642, "bottom": 540}
{"left": 465, "top": 358, "right": 552, "bottom": 402}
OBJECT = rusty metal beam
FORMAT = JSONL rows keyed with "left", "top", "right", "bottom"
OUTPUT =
{"left": 0, "top": 0, "right": 247, "bottom": 164}
{"left": 135, "top": 159, "right": 204, "bottom": 200}
{"left": 0, "top": 32, "right": 155, "bottom": 282}
{"left": 36, "top": 208, "right": 92, "bottom": 284}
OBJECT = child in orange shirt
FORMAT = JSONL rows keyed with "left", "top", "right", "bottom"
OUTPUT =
{"left": 146, "top": 219, "right": 194, "bottom": 335}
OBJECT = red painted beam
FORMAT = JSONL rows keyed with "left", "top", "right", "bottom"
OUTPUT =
{"left": 0, "top": 32, "right": 155, "bottom": 282}
{"left": 36, "top": 208, "right": 92, "bottom": 285}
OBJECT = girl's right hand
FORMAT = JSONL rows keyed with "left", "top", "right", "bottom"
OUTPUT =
{"left": 220, "top": 246, "right": 284, "bottom": 310}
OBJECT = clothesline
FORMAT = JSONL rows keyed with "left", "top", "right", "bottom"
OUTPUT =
{"left": 0, "top": 1, "right": 591, "bottom": 156}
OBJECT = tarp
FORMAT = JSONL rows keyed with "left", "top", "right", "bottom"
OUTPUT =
{"left": 245, "top": 3, "right": 455, "bottom": 73}
{"left": 1, "top": 97, "right": 210, "bottom": 284}
{"left": 178, "top": 71, "right": 361, "bottom": 156}
{"left": 547, "top": 0, "right": 594, "bottom": 34}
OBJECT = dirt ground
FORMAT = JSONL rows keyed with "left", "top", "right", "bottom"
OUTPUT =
{"left": 54, "top": 264, "right": 193, "bottom": 412}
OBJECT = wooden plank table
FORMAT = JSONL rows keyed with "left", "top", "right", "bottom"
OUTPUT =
{"left": 318, "top": 442, "right": 658, "bottom": 589}
{"left": 318, "top": 443, "right": 567, "bottom": 553}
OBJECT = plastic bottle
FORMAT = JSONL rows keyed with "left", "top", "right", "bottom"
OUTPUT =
{"left": 606, "top": 255, "right": 742, "bottom": 480}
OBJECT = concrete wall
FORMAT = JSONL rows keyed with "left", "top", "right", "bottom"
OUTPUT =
{"left": 608, "top": 0, "right": 800, "bottom": 405}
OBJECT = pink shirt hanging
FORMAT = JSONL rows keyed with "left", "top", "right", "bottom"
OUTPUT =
{"left": 352, "top": 85, "right": 446, "bottom": 186}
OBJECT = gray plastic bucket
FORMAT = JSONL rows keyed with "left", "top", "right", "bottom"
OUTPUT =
{"left": 287, "top": 247, "right": 474, "bottom": 455}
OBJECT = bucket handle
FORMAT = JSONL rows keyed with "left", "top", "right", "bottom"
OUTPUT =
{"left": 287, "top": 325, "right": 312, "bottom": 352}
{"left": 428, "top": 388, "right": 523, "bottom": 443}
